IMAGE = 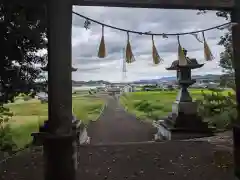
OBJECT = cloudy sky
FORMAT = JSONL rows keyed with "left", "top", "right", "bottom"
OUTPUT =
{"left": 71, "top": 6, "right": 228, "bottom": 82}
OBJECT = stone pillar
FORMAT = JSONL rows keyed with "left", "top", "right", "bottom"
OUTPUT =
{"left": 231, "top": 1, "right": 240, "bottom": 178}
{"left": 44, "top": 0, "right": 76, "bottom": 180}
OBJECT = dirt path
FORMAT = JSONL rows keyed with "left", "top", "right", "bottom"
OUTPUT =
{"left": 87, "top": 95, "right": 156, "bottom": 144}
{"left": 0, "top": 142, "right": 235, "bottom": 180}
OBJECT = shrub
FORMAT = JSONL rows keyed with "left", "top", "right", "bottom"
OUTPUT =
{"left": 0, "top": 106, "right": 16, "bottom": 152}
{"left": 134, "top": 100, "right": 152, "bottom": 113}
{"left": 133, "top": 100, "right": 166, "bottom": 119}
{"left": 207, "top": 109, "right": 237, "bottom": 130}
{"left": 147, "top": 111, "right": 163, "bottom": 120}
{"left": 23, "top": 95, "right": 31, "bottom": 101}
{"left": 151, "top": 103, "right": 164, "bottom": 110}
{"left": 197, "top": 90, "right": 236, "bottom": 130}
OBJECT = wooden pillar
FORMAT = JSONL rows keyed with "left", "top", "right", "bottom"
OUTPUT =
{"left": 232, "top": 0, "right": 240, "bottom": 178}
{"left": 44, "top": 0, "right": 76, "bottom": 180}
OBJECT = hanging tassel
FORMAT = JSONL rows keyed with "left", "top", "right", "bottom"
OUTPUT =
{"left": 177, "top": 36, "right": 188, "bottom": 66}
{"left": 125, "top": 32, "right": 135, "bottom": 63}
{"left": 202, "top": 32, "right": 214, "bottom": 61}
{"left": 98, "top": 25, "right": 106, "bottom": 58}
{"left": 152, "top": 35, "right": 163, "bottom": 65}
{"left": 122, "top": 50, "right": 127, "bottom": 73}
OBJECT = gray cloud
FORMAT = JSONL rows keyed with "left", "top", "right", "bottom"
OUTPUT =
{"left": 71, "top": 7, "right": 227, "bottom": 82}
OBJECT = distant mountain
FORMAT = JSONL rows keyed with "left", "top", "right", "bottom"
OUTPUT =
{"left": 132, "top": 74, "right": 221, "bottom": 84}
{"left": 72, "top": 80, "right": 85, "bottom": 86}
{"left": 193, "top": 74, "right": 221, "bottom": 80}
{"left": 72, "top": 74, "right": 221, "bottom": 86}
{"left": 159, "top": 76, "right": 176, "bottom": 81}
{"left": 132, "top": 77, "right": 176, "bottom": 84}
{"left": 72, "top": 80, "right": 111, "bottom": 86}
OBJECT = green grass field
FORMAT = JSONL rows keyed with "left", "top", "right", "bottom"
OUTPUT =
{"left": 4, "top": 94, "right": 104, "bottom": 148}
{"left": 120, "top": 89, "right": 233, "bottom": 122}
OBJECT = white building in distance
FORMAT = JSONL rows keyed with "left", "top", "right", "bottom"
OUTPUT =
{"left": 122, "top": 84, "right": 135, "bottom": 93}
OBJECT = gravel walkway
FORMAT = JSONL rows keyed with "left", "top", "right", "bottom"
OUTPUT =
{"left": 87, "top": 96, "right": 156, "bottom": 144}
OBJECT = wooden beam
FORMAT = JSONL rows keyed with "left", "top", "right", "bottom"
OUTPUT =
{"left": 13, "top": 0, "right": 234, "bottom": 10}
{"left": 74, "top": 0, "right": 234, "bottom": 10}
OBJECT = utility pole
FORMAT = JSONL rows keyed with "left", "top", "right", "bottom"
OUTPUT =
{"left": 122, "top": 48, "right": 127, "bottom": 82}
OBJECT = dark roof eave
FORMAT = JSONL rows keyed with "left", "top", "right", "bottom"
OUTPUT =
{"left": 166, "top": 64, "right": 204, "bottom": 70}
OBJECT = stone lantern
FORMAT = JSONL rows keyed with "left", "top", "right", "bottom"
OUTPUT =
{"left": 155, "top": 49, "right": 213, "bottom": 140}
{"left": 166, "top": 48, "right": 203, "bottom": 104}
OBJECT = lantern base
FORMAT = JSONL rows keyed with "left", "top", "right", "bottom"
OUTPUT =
{"left": 154, "top": 101, "right": 214, "bottom": 140}
{"left": 155, "top": 114, "right": 214, "bottom": 140}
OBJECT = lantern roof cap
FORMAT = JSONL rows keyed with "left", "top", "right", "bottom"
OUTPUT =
{"left": 166, "top": 58, "right": 204, "bottom": 70}
{"left": 166, "top": 48, "right": 204, "bottom": 70}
